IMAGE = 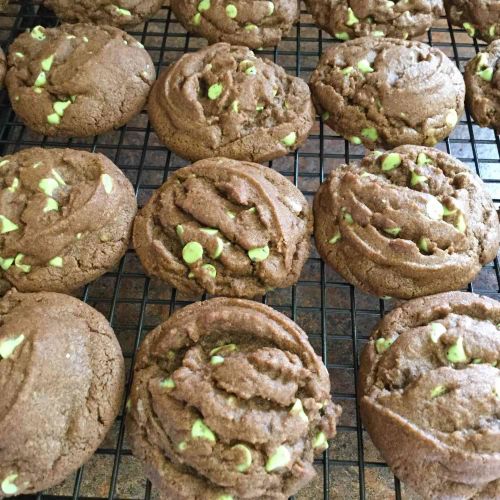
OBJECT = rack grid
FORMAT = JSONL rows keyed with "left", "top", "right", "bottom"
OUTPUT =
{"left": 0, "top": 2, "right": 499, "bottom": 499}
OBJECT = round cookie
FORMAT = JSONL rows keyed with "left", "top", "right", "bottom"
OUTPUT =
{"left": 0, "top": 147, "right": 137, "bottom": 295}
{"left": 5, "top": 23, "right": 155, "bottom": 137}
{"left": 304, "top": 0, "right": 444, "bottom": 41}
{"left": 309, "top": 37, "right": 465, "bottom": 149}
{"left": 359, "top": 291, "right": 500, "bottom": 499}
{"left": 0, "top": 289, "right": 124, "bottom": 497}
{"left": 127, "top": 298, "right": 341, "bottom": 500}
{"left": 444, "top": 0, "right": 500, "bottom": 43}
{"left": 313, "top": 146, "right": 499, "bottom": 299}
{"left": 43, "top": 0, "right": 164, "bottom": 28}
{"left": 133, "top": 157, "right": 312, "bottom": 298}
{"left": 148, "top": 42, "right": 315, "bottom": 162}
{"left": 171, "top": 0, "right": 299, "bottom": 49}
{"left": 465, "top": 41, "right": 500, "bottom": 131}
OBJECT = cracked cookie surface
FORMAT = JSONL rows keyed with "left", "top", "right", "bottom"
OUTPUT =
{"left": 133, "top": 157, "right": 312, "bottom": 298}
{"left": 309, "top": 36, "right": 465, "bottom": 149}
{"left": 313, "top": 146, "right": 499, "bottom": 299}
{"left": 6, "top": 23, "right": 155, "bottom": 137}
{"left": 171, "top": 0, "right": 299, "bottom": 48}
{"left": 0, "top": 147, "right": 137, "bottom": 295}
{"left": 0, "top": 290, "right": 124, "bottom": 497}
{"left": 304, "top": 0, "right": 444, "bottom": 41}
{"left": 359, "top": 291, "right": 500, "bottom": 499}
{"left": 148, "top": 43, "right": 315, "bottom": 162}
{"left": 43, "top": 0, "right": 164, "bottom": 28}
{"left": 127, "top": 297, "right": 341, "bottom": 500}
{"left": 465, "top": 40, "right": 500, "bottom": 131}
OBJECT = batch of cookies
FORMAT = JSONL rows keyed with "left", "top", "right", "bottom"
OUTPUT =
{"left": 0, "top": 0, "right": 498, "bottom": 499}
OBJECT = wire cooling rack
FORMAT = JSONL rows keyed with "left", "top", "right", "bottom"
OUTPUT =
{"left": 1, "top": 2, "right": 499, "bottom": 499}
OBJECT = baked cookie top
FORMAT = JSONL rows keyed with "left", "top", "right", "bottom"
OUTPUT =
{"left": 445, "top": 0, "right": 500, "bottom": 43}
{"left": 465, "top": 40, "right": 500, "bottom": 131}
{"left": 148, "top": 43, "right": 315, "bottom": 162}
{"left": 0, "top": 290, "right": 124, "bottom": 497}
{"left": 359, "top": 291, "right": 500, "bottom": 499}
{"left": 171, "top": 0, "right": 299, "bottom": 48}
{"left": 314, "top": 146, "right": 499, "bottom": 299}
{"left": 6, "top": 23, "right": 155, "bottom": 137}
{"left": 43, "top": 0, "right": 164, "bottom": 28}
{"left": 304, "top": 0, "right": 444, "bottom": 41}
{"left": 127, "top": 298, "right": 341, "bottom": 499}
{"left": 0, "top": 147, "right": 137, "bottom": 295}
{"left": 133, "top": 157, "right": 312, "bottom": 298}
{"left": 309, "top": 36, "right": 465, "bottom": 149}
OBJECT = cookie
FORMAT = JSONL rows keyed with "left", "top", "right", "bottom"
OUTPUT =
{"left": 133, "top": 157, "right": 312, "bottom": 298}
{"left": 445, "top": 0, "right": 500, "bottom": 42}
{"left": 309, "top": 37, "right": 465, "bottom": 149}
{"left": 313, "top": 146, "right": 499, "bottom": 299}
{"left": 43, "top": 0, "right": 164, "bottom": 28}
{"left": 359, "top": 291, "right": 500, "bottom": 499}
{"left": 5, "top": 23, "right": 155, "bottom": 137}
{"left": 0, "top": 48, "right": 5, "bottom": 89}
{"left": 0, "top": 290, "right": 124, "bottom": 497}
{"left": 127, "top": 297, "right": 341, "bottom": 500}
{"left": 304, "top": 0, "right": 444, "bottom": 41}
{"left": 171, "top": 0, "right": 299, "bottom": 49}
{"left": 465, "top": 41, "right": 500, "bottom": 131}
{"left": 148, "top": 42, "right": 315, "bottom": 162}
{"left": 0, "top": 147, "right": 137, "bottom": 295}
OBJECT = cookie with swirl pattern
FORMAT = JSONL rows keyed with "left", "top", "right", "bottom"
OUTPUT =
{"left": 133, "top": 157, "right": 312, "bottom": 298}
{"left": 309, "top": 37, "right": 465, "bottom": 149}
{"left": 148, "top": 43, "right": 315, "bottom": 162}
{"left": 171, "top": 0, "right": 299, "bottom": 48}
{"left": 359, "top": 291, "right": 500, "bottom": 498}
{"left": 304, "top": 0, "right": 444, "bottom": 41}
{"left": 127, "top": 297, "right": 341, "bottom": 499}
{"left": 314, "top": 146, "right": 499, "bottom": 299}
{"left": 0, "top": 147, "right": 137, "bottom": 295}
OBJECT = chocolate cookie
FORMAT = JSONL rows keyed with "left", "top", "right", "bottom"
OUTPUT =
{"left": 148, "top": 43, "right": 315, "bottom": 162}
{"left": 133, "top": 157, "right": 312, "bottom": 298}
{"left": 313, "top": 146, "right": 499, "bottom": 299}
{"left": 6, "top": 23, "right": 155, "bottom": 137}
{"left": 465, "top": 41, "right": 500, "bottom": 131}
{"left": 0, "top": 147, "right": 137, "bottom": 295}
{"left": 445, "top": 0, "right": 500, "bottom": 42}
{"left": 171, "top": 0, "right": 299, "bottom": 49}
{"left": 304, "top": 0, "right": 444, "bottom": 41}
{"left": 309, "top": 37, "right": 465, "bottom": 149}
{"left": 359, "top": 291, "right": 500, "bottom": 499}
{"left": 43, "top": 0, "right": 164, "bottom": 28}
{"left": 127, "top": 298, "right": 341, "bottom": 500}
{"left": 0, "top": 289, "right": 124, "bottom": 497}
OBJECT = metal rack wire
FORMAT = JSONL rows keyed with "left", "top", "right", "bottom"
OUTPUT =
{"left": 1, "top": 2, "right": 499, "bottom": 499}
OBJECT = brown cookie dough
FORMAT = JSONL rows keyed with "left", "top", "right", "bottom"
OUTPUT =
{"left": 0, "top": 290, "right": 124, "bottom": 497}
{"left": 5, "top": 23, "right": 155, "bottom": 137}
{"left": 359, "top": 291, "right": 500, "bottom": 499}
{"left": 0, "top": 48, "right": 5, "bottom": 89}
{"left": 148, "top": 43, "right": 315, "bottom": 162}
{"left": 309, "top": 37, "right": 465, "bottom": 149}
{"left": 0, "top": 147, "right": 137, "bottom": 295}
{"left": 171, "top": 0, "right": 299, "bottom": 49}
{"left": 43, "top": 0, "right": 164, "bottom": 28}
{"left": 127, "top": 298, "right": 341, "bottom": 500}
{"left": 304, "top": 0, "right": 444, "bottom": 41}
{"left": 133, "top": 157, "right": 312, "bottom": 298}
{"left": 465, "top": 41, "right": 500, "bottom": 131}
{"left": 313, "top": 146, "right": 499, "bottom": 299}
{"left": 445, "top": 0, "right": 500, "bottom": 42}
